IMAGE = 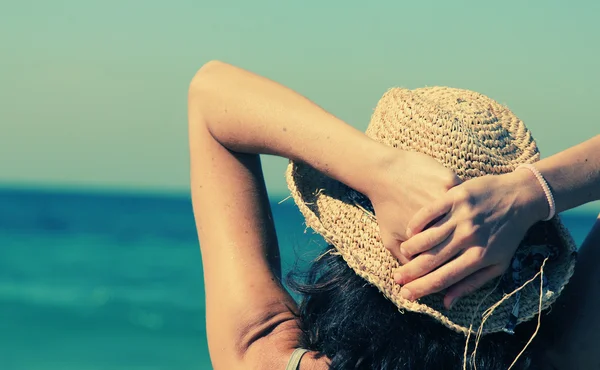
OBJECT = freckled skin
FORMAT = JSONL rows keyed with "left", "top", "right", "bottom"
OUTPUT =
{"left": 189, "top": 60, "right": 600, "bottom": 369}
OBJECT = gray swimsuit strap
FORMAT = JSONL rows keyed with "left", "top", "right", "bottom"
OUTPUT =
{"left": 285, "top": 348, "right": 309, "bottom": 370}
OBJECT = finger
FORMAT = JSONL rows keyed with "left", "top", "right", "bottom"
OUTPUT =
{"left": 443, "top": 265, "right": 504, "bottom": 309}
{"left": 394, "top": 234, "right": 459, "bottom": 285}
{"left": 399, "top": 252, "right": 484, "bottom": 302}
{"left": 382, "top": 233, "right": 411, "bottom": 265}
{"left": 406, "top": 197, "right": 453, "bottom": 238}
{"left": 401, "top": 213, "right": 455, "bottom": 258}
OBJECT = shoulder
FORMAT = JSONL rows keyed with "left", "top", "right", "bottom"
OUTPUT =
{"left": 238, "top": 321, "right": 330, "bottom": 370}
{"left": 222, "top": 314, "right": 301, "bottom": 370}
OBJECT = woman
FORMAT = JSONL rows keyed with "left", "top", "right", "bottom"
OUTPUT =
{"left": 188, "top": 60, "right": 600, "bottom": 369}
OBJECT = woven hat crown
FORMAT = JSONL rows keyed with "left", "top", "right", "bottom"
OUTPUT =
{"left": 366, "top": 87, "right": 539, "bottom": 179}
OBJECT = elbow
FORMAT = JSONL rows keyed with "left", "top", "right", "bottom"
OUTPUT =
{"left": 188, "top": 61, "right": 228, "bottom": 133}
{"left": 188, "top": 60, "right": 233, "bottom": 124}
{"left": 188, "top": 61, "right": 226, "bottom": 139}
{"left": 188, "top": 60, "right": 228, "bottom": 97}
{"left": 188, "top": 60, "right": 238, "bottom": 138}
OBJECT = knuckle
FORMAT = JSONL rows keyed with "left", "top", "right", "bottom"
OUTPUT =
{"left": 468, "top": 246, "right": 487, "bottom": 262}
{"left": 402, "top": 270, "right": 416, "bottom": 282}
{"left": 406, "top": 220, "right": 415, "bottom": 233}
{"left": 452, "top": 188, "right": 471, "bottom": 203}
{"left": 431, "top": 277, "right": 448, "bottom": 292}
{"left": 463, "top": 224, "right": 478, "bottom": 238}
{"left": 425, "top": 236, "right": 436, "bottom": 249}
{"left": 422, "top": 205, "right": 436, "bottom": 218}
{"left": 458, "top": 203, "right": 477, "bottom": 220}
{"left": 400, "top": 241, "right": 413, "bottom": 256}
{"left": 447, "top": 173, "right": 462, "bottom": 188}
{"left": 456, "top": 231, "right": 474, "bottom": 245}
{"left": 463, "top": 251, "right": 488, "bottom": 270}
{"left": 423, "top": 256, "right": 439, "bottom": 272}
{"left": 459, "top": 223, "right": 480, "bottom": 240}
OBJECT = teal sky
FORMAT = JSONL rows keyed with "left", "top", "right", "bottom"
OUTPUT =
{"left": 1, "top": 0, "right": 598, "bottom": 211}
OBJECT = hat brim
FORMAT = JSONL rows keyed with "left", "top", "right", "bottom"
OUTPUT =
{"left": 286, "top": 160, "right": 577, "bottom": 335}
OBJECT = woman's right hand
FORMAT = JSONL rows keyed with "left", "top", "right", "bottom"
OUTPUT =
{"left": 366, "top": 148, "right": 462, "bottom": 264}
{"left": 391, "top": 170, "right": 547, "bottom": 306}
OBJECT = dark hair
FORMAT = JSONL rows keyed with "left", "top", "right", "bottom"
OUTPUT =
{"left": 287, "top": 245, "right": 544, "bottom": 370}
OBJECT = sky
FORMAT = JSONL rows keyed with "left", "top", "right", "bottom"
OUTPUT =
{"left": 1, "top": 0, "right": 599, "bottom": 211}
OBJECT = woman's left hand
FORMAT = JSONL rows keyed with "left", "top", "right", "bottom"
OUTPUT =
{"left": 393, "top": 169, "right": 548, "bottom": 309}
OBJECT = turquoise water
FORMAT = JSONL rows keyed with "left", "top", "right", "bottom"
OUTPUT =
{"left": 0, "top": 188, "right": 597, "bottom": 370}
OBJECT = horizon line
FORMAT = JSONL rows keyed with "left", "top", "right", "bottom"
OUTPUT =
{"left": 0, "top": 181, "right": 291, "bottom": 200}
{"left": 1, "top": 182, "right": 598, "bottom": 215}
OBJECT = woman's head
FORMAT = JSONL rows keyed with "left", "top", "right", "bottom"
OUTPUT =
{"left": 286, "top": 87, "right": 577, "bottom": 334}
{"left": 288, "top": 245, "right": 543, "bottom": 370}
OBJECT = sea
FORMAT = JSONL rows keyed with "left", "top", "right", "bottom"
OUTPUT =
{"left": 0, "top": 187, "right": 597, "bottom": 370}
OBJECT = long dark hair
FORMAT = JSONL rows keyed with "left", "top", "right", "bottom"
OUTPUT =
{"left": 287, "top": 245, "right": 544, "bottom": 370}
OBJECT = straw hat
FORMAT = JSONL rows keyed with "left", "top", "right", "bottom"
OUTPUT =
{"left": 286, "top": 87, "right": 577, "bottom": 335}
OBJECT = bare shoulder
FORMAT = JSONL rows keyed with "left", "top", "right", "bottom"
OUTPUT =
{"left": 240, "top": 316, "right": 329, "bottom": 370}
{"left": 237, "top": 316, "right": 303, "bottom": 370}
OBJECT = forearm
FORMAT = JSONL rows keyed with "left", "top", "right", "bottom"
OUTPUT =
{"left": 188, "top": 60, "right": 387, "bottom": 195}
{"left": 536, "top": 135, "right": 600, "bottom": 213}
{"left": 513, "top": 135, "right": 600, "bottom": 223}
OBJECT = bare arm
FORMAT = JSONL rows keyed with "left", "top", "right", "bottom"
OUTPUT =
{"left": 191, "top": 61, "right": 384, "bottom": 196}
{"left": 395, "top": 135, "right": 600, "bottom": 305}
{"left": 188, "top": 61, "right": 459, "bottom": 369}
{"left": 395, "top": 134, "right": 600, "bottom": 366}
{"left": 188, "top": 61, "right": 380, "bottom": 370}
{"left": 524, "top": 135, "right": 600, "bottom": 221}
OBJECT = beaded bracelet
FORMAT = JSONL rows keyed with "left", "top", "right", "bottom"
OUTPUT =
{"left": 516, "top": 163, "right": 556, "bottom": 221}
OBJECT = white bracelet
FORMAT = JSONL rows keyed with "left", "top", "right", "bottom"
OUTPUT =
{"left": 516, "top": 163, "right": 556, "bottom": 221}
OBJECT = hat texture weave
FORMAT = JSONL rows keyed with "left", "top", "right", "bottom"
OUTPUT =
{"left": 286, "top": 87, "right": 577, "bottom": 335}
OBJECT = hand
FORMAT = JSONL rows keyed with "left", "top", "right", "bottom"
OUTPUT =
{"left": 365, "top": 148, "right": 462, "bottom": 265}
{"left": 393, "top": 169, "right": 548, "bottom": 308}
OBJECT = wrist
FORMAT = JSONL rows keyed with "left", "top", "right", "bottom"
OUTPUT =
{"left": 357, "top": 144, "right": 403, "bottom": 199}
{"left": 511, "top": 167, "right": 551, "bottom": 226}
{"left": 341, "top": 140, "right": 396, "bottom": 197}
